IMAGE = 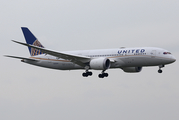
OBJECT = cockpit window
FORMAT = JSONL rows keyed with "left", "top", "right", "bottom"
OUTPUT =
{"left": 163, "top": 52, "right": 171, "bottom": 55}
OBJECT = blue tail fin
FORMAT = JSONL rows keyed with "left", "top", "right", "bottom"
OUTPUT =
{"left": 21, "top": 27, "right": 44, "bottom": 56}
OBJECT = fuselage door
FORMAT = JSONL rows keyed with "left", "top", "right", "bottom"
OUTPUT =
{"left": 151, "top": 50, "right": 156, "bottom": 58}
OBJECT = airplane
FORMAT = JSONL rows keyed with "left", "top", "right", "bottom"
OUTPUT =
{"left": 5, "top": 27, "right": 176, "bottom": 78}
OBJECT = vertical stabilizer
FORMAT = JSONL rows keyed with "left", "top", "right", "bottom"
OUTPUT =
{"left": 21, "top": 27, "right": 44, "bottom": 56}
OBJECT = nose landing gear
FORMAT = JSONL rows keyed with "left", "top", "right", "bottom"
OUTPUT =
{"left": 158, "top": 65, "right": 164, "bottom": 73}
{"left": 158, "top": 69, "right": 162, "bottom": 73}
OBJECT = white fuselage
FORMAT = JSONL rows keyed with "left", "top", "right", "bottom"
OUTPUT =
{"left": 23, "top": 47, "right": 176, "bottom": 70}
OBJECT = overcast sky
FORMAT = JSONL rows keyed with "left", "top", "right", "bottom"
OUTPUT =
{"left": 0, "top": 0, "right": 179, "bottom": 120}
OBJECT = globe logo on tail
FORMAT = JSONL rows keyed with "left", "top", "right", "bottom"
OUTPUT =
{"left": 31, "top": 40, "right": 44, "bottom": 56}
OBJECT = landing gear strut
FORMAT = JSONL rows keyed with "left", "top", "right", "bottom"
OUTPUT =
{"left": 82, "top": 66, "right": 93, "bottom": 77}
{"left": 98, "top": 70, "right": 109, "bottom": 78}
{"left": 158, "top": 65, "right": 164, "bottom": 73}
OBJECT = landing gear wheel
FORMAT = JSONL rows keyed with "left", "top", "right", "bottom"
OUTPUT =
{"left": 158, "top": 65, "right": 164, "bottom": 74}
{"left": 82, "top": 71, "right": 93, "bottom": 77}
{"left": 98, "top": 73, "right": 109, "bottom": 78}
{"left": 87, "top": 71, "right": 92, "bottom": 76}
{"left": 82, "top": 72, "right": 88, "bottom": 77}
{"left": 103, "top": 73, "right": 108, "bottom": 77}
{"left": 98, "top": 74, "right": 104, "bottom": 78}
{"left": 158, "top": 69, "right": 162, "bottom": 73}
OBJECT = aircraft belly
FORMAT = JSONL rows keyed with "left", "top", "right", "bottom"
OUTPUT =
{"left": 145, "top": 57, "right": 165, "bottom": 66}
{"left": 132, "top": 57, "right": 162, "bottom": 66}
{"left": 116, "top": 56, "right": 151, "bottom": 67}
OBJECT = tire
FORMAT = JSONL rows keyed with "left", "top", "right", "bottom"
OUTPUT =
{"left": 98, "top": 74, "right": 104, "bottom": 78}
{"left": 82, "top": 73, "right": 88, "bottom": 77}
{"left": 87, "top": 72, "right": 93, "bottom": 76}
{"left": 158, "top": 69, "right": 162, "bottom": 73}
{"left": 103, "top": 73, "right": 108, "bottom": 77}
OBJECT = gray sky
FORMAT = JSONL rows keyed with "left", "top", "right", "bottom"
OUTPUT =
{"left": 0, "top": 0, "right": 179, "bottom": 120}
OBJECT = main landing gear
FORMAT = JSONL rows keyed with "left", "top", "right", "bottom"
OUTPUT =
{"left": 98, "top": 70, "right": 108, "bottom": 78}
{"left": 158, "top": 65, "right": 164, "bottom": 73}
{"left": 82, "top": 66, "right": 109, "bottom": 78}
{"left": 82, "top": 71, "right": 93, "bottom": 77}
{"left": 82, "top": 71, "right": 109, "bottom": 78}
{"left": 82, "top": 66, "right": 93, "bottom": 77}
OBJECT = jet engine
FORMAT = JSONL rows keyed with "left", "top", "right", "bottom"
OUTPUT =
{"left": 122, "top": 67, "right": 142, "bottom": 73}
{"left": 90, "top": 58, "right": 110, "bottom": 70}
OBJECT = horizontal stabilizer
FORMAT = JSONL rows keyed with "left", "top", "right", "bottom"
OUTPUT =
{"left": 4, "top": 55, "right": 38, "bottom": 62}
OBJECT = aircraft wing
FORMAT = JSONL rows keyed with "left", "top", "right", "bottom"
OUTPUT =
{"left": 5, "top": 55, "right": 38, "bottom": 62}
{"left": 12, "top": 40, "right": 91, "bottom": 67}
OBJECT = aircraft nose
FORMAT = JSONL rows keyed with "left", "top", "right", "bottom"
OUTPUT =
{"left": 171, "top": 56, "right": 176, "bottom": 63}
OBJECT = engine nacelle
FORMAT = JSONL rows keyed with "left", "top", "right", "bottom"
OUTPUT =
{"left": 122, "top": 67, "right": 142, "bottom": 73}
{"left": 90, "top": 58, "right": 110, "bottom": 70}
